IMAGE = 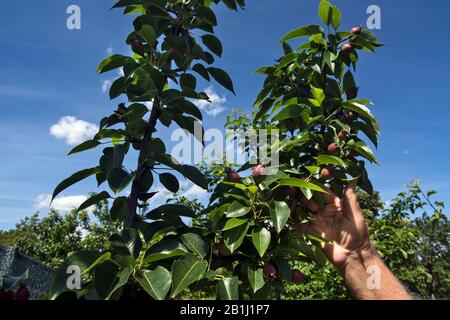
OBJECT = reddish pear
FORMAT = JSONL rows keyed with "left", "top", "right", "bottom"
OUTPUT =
{"left": 287, "top": 187, "right": 299, "bottom": 198}
{"left": 327, "top": 143, "right": 340, "bottom": 155}
{"left": 291, "top": 269, "right": 306, "bottom": 284}
{"left": 351, "top": 25, "right": 363, "bottom": 35}
{"left": 346, "top": 86, "right": 359, "bottom": 100}
{"left": 263, "top": 264, "right": 278, "bottom": 279}
{"left": 252, "top": 164, "right": 266, "bottom": 177}
{"left": 117, "top": 103, "right": 127, "bottom": 113}
{"left": 321, "top": 166, "right": 335, "bottom": 180}
{"left": 15, "top": 284, "right": 30, "bottom": 301}
{"left": 131, "top": 39, "right": 145, "bottom": 56}
{"left": 227, "top": 171, "right": 241, "bottom": 183}
{"left": 338, "top": 130, "right": 347, "bottom": 140}
{"left": 168, "top": 47, "right": 180, "bottom": 60}
{"left": 341, "top": 43, "right": 354, "bottom": 54}
{"left": 285, "top": 118, "right": 296, "bottom": 132}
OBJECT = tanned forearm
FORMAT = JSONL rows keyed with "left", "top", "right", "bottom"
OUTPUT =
{"left": 339, "top": 246, "right": 412, "bottom": 300}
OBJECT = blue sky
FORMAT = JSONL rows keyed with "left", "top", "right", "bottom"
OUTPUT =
{"left": 0, "top": 0, "right": 449, "bottom": 230}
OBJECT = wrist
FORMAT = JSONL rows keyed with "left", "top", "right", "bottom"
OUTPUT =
{"left": 337, "top": 243, "right": 379, "bottom": 275}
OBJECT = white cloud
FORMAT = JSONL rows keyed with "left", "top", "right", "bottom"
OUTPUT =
{"left": 181, "top": 183, "right": 208, "bottom": 200}
{"left": 50, "top": 116, "right": 99, "bottom": 145}
{"left": 101, "top": 79, "right": 112, "bottom": 93}
{"left": 148, "top": 181, "right": 208, "bottom": 206}
{"left": 106, "top": 46, "right": 114, "bottom": 56}
{"left": 33, "top": 194, "right": 93, "bottom": 212}
{"left": 193, "top": 86, "right": 226, "bottom": 117}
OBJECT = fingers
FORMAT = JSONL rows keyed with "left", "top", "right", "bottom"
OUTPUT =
{"left": 342, "top": 182, "right": 363, "bottom": 220}
{"left": 299, "top": 195, "right": 320, "bottom": 213}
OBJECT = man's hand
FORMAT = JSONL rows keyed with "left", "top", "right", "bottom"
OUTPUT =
{"left": 298, "top": 182, "right": 412, "bottom": 300}
{"left": 298, "top": 182, "right": 375, "bottom": 272}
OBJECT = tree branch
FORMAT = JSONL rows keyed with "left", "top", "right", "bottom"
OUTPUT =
{"left": 126, "top": 97, "right": 162, "bottom": 228}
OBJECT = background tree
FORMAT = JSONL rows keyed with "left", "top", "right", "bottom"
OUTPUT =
{"left": 0, "top": 198, "right": 119, "bottom": 268}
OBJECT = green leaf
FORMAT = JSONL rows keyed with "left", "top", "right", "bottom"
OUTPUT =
{"left": 180, "top": 233, "right": 209, "bottom": 258}
{"left": 223, "top": 222, "right": 250, "bottom": 253}
{"left": 137, "top": 25, "right": 156, "bottom": 46}
{"left": 144, "top": 240, "right": 188, "bottom": 263}
{"left": 107, "top": 266, "right": 133, "bottom": 300}
{"left": 180, "top": 74, "right": 197, "bottom": 91}
{"left": 110, "top": 197, "right": 127, "bottom": 221}
{"left": 159, "top": 172, "right": 180, "bottom": 193}
{"left": 247, "top": 266, "right": 265, "bottom": 293}
{"left": 52, "top": 167, "right": 100, "bottom": 202}
{"left": 135, "top": 267, "right": 172, "bottom": 300}
{"left": 110, "top": 76, "right": 126, "bottom": 99}
{"left": 217, "top": 277, "right": 239, "bottom": 300}
{"left": 272, "top": 104, "right": 303, "bottom": 122}
{"left": 207, "top": 67, "right": 235, "bottom": 94}
{"left": 146, "top": 204, "right": 195, "bottom": 219}
{"left": 344, "top": 101, "right": 379, "bottom": 131}
{"left": 270, "top": 201, "right": 290, "bottom": 233}
{"left": 49, "top": 250, "right": 102, "bottom": 299}
{"left": 252, "top": 227, "right": 271, "bottom": 257}
{"left": 226, "top": 201, "right": 251, "bottom": 218}
{"left": 192, "top": 64, "right": 210, "bottom": 81}
{"left": 331, "top": 5, "right": 342, "bottom": 30}
{"left": 278, "top": 52, "right": 298, "bottom": 68}
{"left": 195, "top": 6, "right": 217, "bottom": 26}
{"left": 107, "top": 168, "right": 133, "bottom": 194}
{"left": 222, "top": 217, "right": 248, "bottom": 231}
{"left": 343, "top": 70, "right": 356, "bottom": 94}
{"left": 318, "top": 0, "right": 332, "bottom": 26}
{"left": 315, "top": 155, "right": 347, "bottom": 168}
{"left": 94, "top": 260, "right": 120, "bottom": 300}
{"left": 155, "top": 155, "right": 209, "bottom": 190}
{"left": 170, "top": 254, "right": 208, "bottom": 298}
{"left": 97, "top": 55, "right": 133, "bottom": 73}
{"left": 311, "top": 86, "right": 325, "bottom": 105}
{"left": 201, "top": 34, "right": 223, "bottom": 57}
{"left": 348, "top": 140, "right": 378, "bottom": 164}
{"left": 254, "top": 97, "right": 275, "bottom": 122}
{"left": 278, "top": 178, "right": 325, "bottom": 193}
{"left": 68, "top": 140, "right": 100, "bottom": 156}
{"left": 77, "top": 191, "right": 110, "bottom": 213}
{"left": 280, "top": 25, "right": 323, "bottom": 42}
